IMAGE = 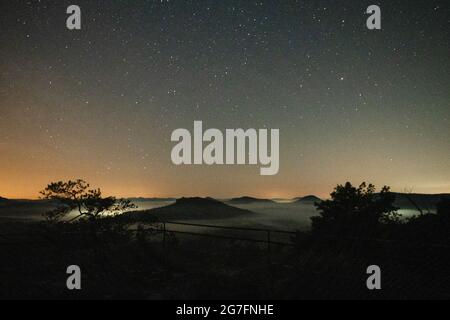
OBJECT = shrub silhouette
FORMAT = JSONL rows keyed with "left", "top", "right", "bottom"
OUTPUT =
{"left": 311, "top": 182, "right": 398, "bottom": 237}
{"left": 437, "top": 198, "right": 450, "bottom": 218}
{"left": 40, "top": 179, "right": 136, "bottom": 222}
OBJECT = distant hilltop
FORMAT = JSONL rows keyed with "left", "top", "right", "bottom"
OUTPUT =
{"left": 390, "top": 192, "right": 450, "bottom": 212}
{"left": 294, "top": 195, "right": 322, "bottom": 203}
{"left": 124, "top": 197, "right": 253, "bottom": 221}
{"left": 0, "top": 196, "right": 15, "bottom": 205}
{"left": 127, "top": 197, "right": 176, "bottom": 202}
{"left": 228, "top": 196, "right": 275, "bottom": 204}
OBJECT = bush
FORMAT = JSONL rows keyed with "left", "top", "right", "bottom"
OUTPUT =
{"left": 311, "top": 182, "right": 398, "bottom": 237}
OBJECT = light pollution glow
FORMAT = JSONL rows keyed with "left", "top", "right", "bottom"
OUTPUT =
{"left": 0, "top": 1, "right": 449, "bottom": 199}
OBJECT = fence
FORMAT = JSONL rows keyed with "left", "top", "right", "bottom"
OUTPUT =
{"left": 0, "top": 221, "right": 299, "bottom": 255}
{"left": 0, "top": 221, "right": 299, "bottom": 254}
{"left": 2, "top": 220, "right": 450, "bottom": 250}
{"left": 135, "top": 221, "right": 298, "bottom": 252}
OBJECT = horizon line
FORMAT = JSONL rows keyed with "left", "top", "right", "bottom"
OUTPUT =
{"left": 3, "top": 190, "right": 450, "bottom": 201}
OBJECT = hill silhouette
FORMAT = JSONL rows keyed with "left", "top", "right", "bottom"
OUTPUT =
{"left": 228, "top": 196, "right": 275, "bottom": 204}
{"left": 0, "top": 197, "right": 12, "bottom": 207}
{"left": 127, "top": 197, "right": 176, "bottom": 202}
{"left": 124, "top": 197, "right": 253, "bottom": 221}
{"left": 390, "top": 192, "right": 450, "bottom": 213}
{"left": 294, "top": 195, "right": 322, "bottom": 203}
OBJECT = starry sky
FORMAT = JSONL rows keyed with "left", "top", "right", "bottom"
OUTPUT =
{"left": 0, "top": 0, "right": 449, "bottom": 199}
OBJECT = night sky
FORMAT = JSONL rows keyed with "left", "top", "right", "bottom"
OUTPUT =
{"left": 0, "top": 0, "right": 449, "bottom": 199}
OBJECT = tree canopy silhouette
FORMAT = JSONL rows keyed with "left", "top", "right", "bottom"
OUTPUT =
{"left": 311, "top": 182, "right": 398, "bottom": 237}
{"left": 437, "top": 198, "right": 450, "bottom": 218}
{"left": 40, "top": 179, "right": 136, "bottom": 222}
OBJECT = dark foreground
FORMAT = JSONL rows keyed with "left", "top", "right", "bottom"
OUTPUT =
{"left": 0, "top": 218, "right": 449, "bottom": 300}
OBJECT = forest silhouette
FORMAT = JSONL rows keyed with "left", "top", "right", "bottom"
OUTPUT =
{"left": 0, "top": 179, "right": 449, "bottom": 299}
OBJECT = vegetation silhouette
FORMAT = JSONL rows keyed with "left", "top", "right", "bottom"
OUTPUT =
{"left": 402, "top": 197, "right": 450, "bottom": 245}
{"left": 437, "top": 198, "right": 450, "bottom": 217}
{"left": 0, "top": 179, "right": 449, "bottom": 299}
{"left": 311, "top": 182, "right": 399, "bottom": 238}
{"left": 39, "top": 179, "right": 136, "bottom": 222}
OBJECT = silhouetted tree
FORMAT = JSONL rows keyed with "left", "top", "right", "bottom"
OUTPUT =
{"left": 40, "top": 179, "right": 136, "bottom": 222}
{"left": 436, "top": 198, "right": 450, "bottom": 218}
{"left": 311, "top": 182, "right": 398, "bottom": 237}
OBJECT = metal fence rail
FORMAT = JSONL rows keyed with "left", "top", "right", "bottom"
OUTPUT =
{"left": 160, "top": 221, "right": 297, "bottom": 234}
{"left": 136, "top": 221, "right": 298, "bottom": 249}
{"left": 2, "top": 220, "right": 450, "bottom": 249}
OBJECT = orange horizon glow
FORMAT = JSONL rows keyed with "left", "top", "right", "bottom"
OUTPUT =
{"left": 1, "top": 1, "right": 449, "bottom": 202}
{"left": 1, "top": 178, "right": 449, "bottom": 201}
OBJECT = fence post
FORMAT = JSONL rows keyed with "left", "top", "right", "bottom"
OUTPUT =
{"left": 162, "top": 222, "right": 166, "bottom": 248}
